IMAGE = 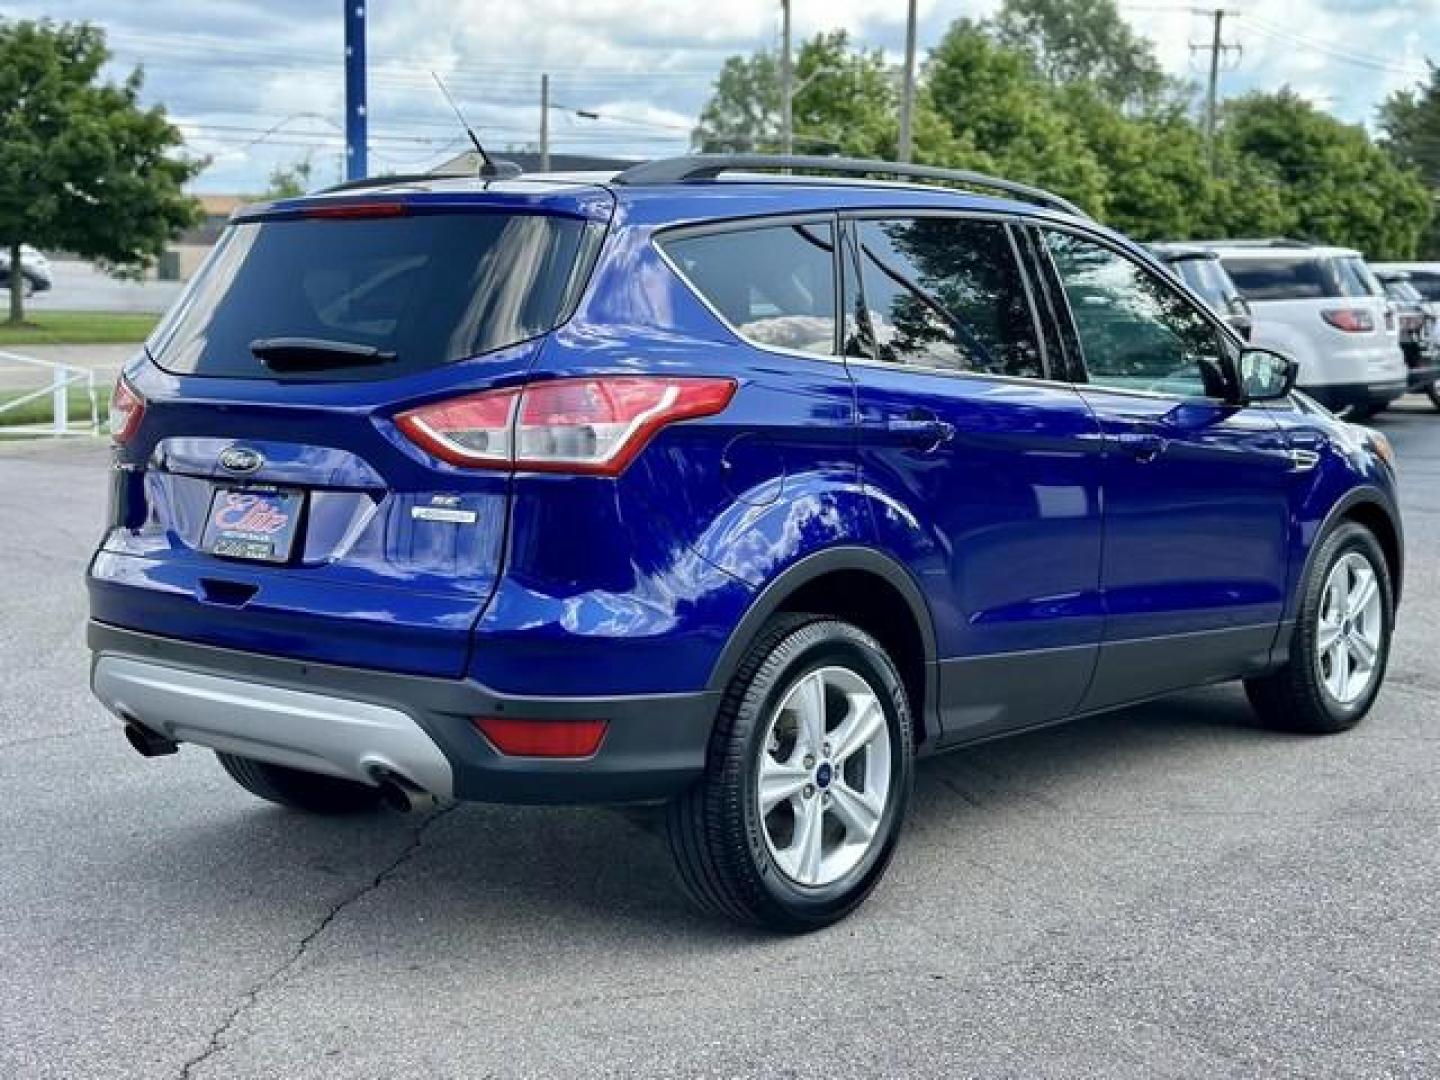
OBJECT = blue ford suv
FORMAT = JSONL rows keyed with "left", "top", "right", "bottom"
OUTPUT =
{"left": 89, "top": 155, "right": 1402, "bottom": 930}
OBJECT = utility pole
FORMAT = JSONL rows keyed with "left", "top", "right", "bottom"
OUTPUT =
{"left": 540, "top": 73, "right": 550, "bottom": 172}
{"left": 897, "top": 0, "right": 918, "bottom": 163}
{"left": 343, "top": 1, "right": 367, "bottom": 181}
{"left": 780, "top": 0, "right": 793, "bottom": 155}
{"left": 1194, "top": 7, "right": 1240, "bottom": 176}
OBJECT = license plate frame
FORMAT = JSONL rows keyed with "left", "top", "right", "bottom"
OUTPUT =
{"left": 202, "top": 485, "right": 306, "bottom": 564}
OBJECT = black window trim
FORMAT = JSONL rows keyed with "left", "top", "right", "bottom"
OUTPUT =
{"left": 837, "top": 207, "right": 1066, "bottom": 389}
{"left": 1028, "top": 219, "right": 1245, "bottom": 405}
{"left": 651, "top": 211, "right": 844, "bottom": 362}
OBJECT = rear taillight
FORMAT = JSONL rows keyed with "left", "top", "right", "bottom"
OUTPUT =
{"left": 1322, "top": 309, "right": 1376, "bottom": 333}
{"left": 109, "top": 376, "right": 145, "bottom": 444}
{"left": 396, "top": 376, "right": 737, "bottom": 476}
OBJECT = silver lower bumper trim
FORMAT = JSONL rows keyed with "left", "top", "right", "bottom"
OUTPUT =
{"left": 93, "top": 655, "right": 454, "bottom": 797}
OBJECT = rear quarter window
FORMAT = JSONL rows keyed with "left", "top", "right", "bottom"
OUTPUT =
{"left": 658, "top": 222, "right": 838, "bottom": 356}
{"left": 151, "top": 211, "right": 600, "bottom": 380}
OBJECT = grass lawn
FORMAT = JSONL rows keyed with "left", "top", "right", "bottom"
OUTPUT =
{"left": 0, "top": 311, "right": 159, "bottom": 347}
{"left": 0, "top": 386, "right": 105, "bottom": 429}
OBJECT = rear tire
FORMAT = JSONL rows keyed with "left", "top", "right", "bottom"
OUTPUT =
{"left": 216, "top": 752, "right": 385, "bottom": 814}
{"left": 1245, "top": 522, "right": 1393, "bottom": 734}
{"left": 1427, "top": 383, "right": 1440, "bottom": 411}
{"left": 666, "top": 615, "right": 914, "bottom": 932}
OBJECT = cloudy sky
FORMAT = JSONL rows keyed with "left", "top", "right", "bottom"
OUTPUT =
{"left": 2, "top": 0, "right": 1436, "bottom": 193}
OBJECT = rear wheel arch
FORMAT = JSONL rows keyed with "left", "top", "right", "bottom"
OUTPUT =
{"left": 707, "top": 548, "right": 939, "bottom": 746}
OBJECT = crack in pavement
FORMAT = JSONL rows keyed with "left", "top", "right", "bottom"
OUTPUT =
{"left": 176, "top": 801, "right": 460, "bottom": 1080}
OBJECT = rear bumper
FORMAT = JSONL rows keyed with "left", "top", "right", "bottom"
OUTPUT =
{"left": 88, "top": 621, "right": 718, "bottom": 805}
{"left": 1302, "top": 379, "right": 1408, "bottom": 414}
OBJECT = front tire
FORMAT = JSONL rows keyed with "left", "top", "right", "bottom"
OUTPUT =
{"left": 216, "top": 752, "right": 385, "bottom": 814}
{"left": 1427, "top": 382, "right": 1440, "bottom": 412}
{"left": 1245, "top": 522, "right": 1393, "bottom": 734}
{"left": 666, "top": 615, "right": 915, "bottom": 931}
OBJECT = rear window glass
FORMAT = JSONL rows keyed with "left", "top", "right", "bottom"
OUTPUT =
{"left": 659, "top": 222, "right": 837, "bottom": 356}
{"left": 151, "top": 212, "right": 598, "bottom": 380}
{"left": 1223, "top": 255, "right": 1377, "bottom": 302}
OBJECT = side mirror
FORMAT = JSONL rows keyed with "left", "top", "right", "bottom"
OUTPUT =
{"left": 1237, "top": 347, "right": 1298, "bottom": 403}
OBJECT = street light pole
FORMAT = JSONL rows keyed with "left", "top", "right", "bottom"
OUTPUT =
{"left": 343, "top": 1, "right": 367, "bottom": 181}
{"left": 780, "top": 0, "right": 793, "bottom": 155}
{"left": 897, "top": 0, "right": 918, "bottom": 163}
{"left": 540, "top": 73, "right": 550, "bottom": 172}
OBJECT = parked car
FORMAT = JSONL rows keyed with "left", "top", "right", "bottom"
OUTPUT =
{"left": 0, "top": 243, "right": 53, "bottom": 294}
{"left": 1373, "top": 267, "right": 1440, "bottom": 409}
{"left": 1373, "top": 262, "right": 1440, "bottom": 305}
{"left": 1149, "top": 243, "right": 1253, "bottom": 339}
{"left": 1201, "top": 241, "right": 1407, "bottom": 418}
{"left": 89, "top": 155, "right": 1404, "bottom": 931}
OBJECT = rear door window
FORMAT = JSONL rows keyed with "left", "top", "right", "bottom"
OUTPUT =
{"left": 152, "top": 211, "right": 600, "bottom": 380}
{"left": 659, "top": 222, "right": 837, "bottom": 356}
{"left": 845, "top": 216, "right": 1045, "bottom": 379}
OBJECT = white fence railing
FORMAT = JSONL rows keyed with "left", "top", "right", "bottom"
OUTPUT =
{"left": 0, "top": 349, "right": 102, "bottom": 436}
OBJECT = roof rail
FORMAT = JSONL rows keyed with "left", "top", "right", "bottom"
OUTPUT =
{"left": 612, "top": 154, "right": 1089, "bottom": 219}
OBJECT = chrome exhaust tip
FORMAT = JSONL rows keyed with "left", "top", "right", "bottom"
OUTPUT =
{"left": 376, "top": 775, "right": 437, "bottom": 813}
{"left": 122, "top": 720, "right": 179, "bottom": 758}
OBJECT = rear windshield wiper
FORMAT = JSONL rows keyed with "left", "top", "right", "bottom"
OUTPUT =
{"left": 250, "top": 337, "right": 397, "bottom": 372}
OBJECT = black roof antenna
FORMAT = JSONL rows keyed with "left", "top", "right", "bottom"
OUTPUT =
{"left": 431, "top": 71, "right": 519, "bottom": 179}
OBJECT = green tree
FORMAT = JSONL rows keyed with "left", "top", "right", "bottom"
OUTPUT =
{"left": 924, "top": 20, "right": 1110, "bottom": 215}
{"left": 993, "top": 0, "right": 1170, "bottom": 109}
{"left": 260, "top": 159, "right": 314, "bottom": 200}
{"left": 0, "top": 19, "right": 200, "bottom": 324}
{"left": 1224, "top": 89, "right": 1433, "bottom": 259}
{"left": 1056, "top": 84, "right": 1292, "bottom": 240}
{"left": 1378, "top": 63, "right": 1440, "bottom": 257}
{"left": 695, "top": 31, "right": 895, "bottom": 155}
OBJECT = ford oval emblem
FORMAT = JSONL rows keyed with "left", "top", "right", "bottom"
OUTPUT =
{"left": 218, "top": 446, "right": 264, "bottom": 474}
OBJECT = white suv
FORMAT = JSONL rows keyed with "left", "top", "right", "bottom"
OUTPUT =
{"left": 1201, "top": 242, "right": 1406, "bottom": 417}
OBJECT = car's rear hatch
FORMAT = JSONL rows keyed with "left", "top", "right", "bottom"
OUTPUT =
{"left": 90, "top": 184, "right": 612, "bottom": 677}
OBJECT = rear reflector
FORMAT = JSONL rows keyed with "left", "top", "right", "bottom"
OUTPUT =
{"left": 473, "top": 717, "right": 609, "bottom": 758}
{"left": 1322, "top": 308, "right": 1375, "bottom": 333}
{"left": 109, "top": 375, "right": 145, "bottom": 444}
{"left": 397, "top": 376, "right": 737, "bottom": 475}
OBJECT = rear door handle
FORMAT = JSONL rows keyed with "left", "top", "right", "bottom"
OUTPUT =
{"left": 1116, "top": 432, "right": 1165, "bottom": 463}
{"left": 886, "top": 413, "right": 955, "bottom": 450}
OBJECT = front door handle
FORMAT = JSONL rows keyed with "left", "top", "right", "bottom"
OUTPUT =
{"left": 886, "top": 412, "right": 955, "bottom": 451}
{"left": 1116, "top": 432, "right": 1165, "bottom": 463}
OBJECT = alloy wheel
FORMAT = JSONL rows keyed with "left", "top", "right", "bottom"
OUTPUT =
{"left": 755, "top": 666, "right": 892, "bottom": 887}
{"left": 1315, "top": 551, "right": 1385, "bottom": 706}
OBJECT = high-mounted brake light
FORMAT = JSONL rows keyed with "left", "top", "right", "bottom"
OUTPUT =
{"left": 109, "top": 375, "right": 145, "bottom": 445}
{"left": 396, "top": 376, "right": 737, "bottom": 476}
{"left": 302, "top": 201, "right": 408, "bottom": 220}
{"left": 1322, "top": 308, "right": 1375, "bottom": 333}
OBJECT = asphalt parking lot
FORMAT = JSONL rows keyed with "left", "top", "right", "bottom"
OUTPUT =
{"left": 2, "top": 402, "right": 1439, "bottom": 1079}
